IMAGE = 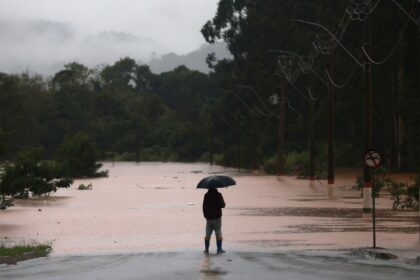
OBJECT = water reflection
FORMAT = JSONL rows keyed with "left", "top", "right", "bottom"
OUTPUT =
{"left": 200, "top": 254, "right": 225, "bottom": 280}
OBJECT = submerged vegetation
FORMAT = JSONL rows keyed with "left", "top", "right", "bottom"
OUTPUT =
{"left": 0, "top": 244, "right": 51, "bottom": 257}
{"left": 355, "top": 172, "right": 419, "bottom": 211}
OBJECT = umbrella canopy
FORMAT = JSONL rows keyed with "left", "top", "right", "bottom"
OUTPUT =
{"left": 197, "top": 175, "right": 236, "bottom": 189}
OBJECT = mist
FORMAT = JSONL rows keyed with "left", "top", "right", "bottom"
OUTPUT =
{"left": 0, "top": 0, "right": 224, "bottom": 76}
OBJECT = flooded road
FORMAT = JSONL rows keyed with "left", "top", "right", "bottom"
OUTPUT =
{"left": 0, "top": 162, "right": 419, "bottom": 255}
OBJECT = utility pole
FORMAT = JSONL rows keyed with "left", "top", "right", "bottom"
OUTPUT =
{"left": 235, "top": 111, "right": 241, "bottom": 170}
{"left": 309, "top": 76, "right": 316, "bottom": 188}
{"left": 363, "top": 15, "right": 373, "bottom": 213}
{"left": 277, "top": 77, "right": 286, "bottom": 176}
{"left": 209, "top": 120, "right": 214, "bottom": 166}
{"left": 136, "top": 126, "right": 140, "bottom": 163}
{"left": 253, "top": 107, "right": 258, "bottom": 170}
{"left": 327, "top": 54, "right": 335, "bottom": 199}
{"left": 223, "top": 129, "right": 227, "bottom": 166}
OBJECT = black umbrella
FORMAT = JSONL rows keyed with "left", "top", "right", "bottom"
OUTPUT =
{"left": 197, "top": 175, "right": 236, "bottom": 189}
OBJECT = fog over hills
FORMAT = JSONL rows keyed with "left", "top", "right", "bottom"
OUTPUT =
{"left": 0, "top": 18, "right": 231, "bottom": 76}
{"left": 149, "top": 42, "right": 232, "bottom": 73}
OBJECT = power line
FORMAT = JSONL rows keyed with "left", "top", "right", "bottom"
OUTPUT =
{"left": 295, "top": 19, "right": 365, "bottom": 69}
{"left": 307, "top": 87, "right": 321, "bottom": 101}
{"left": 390, "top": 0, "right": 418, "bottom": 25}
{"left": 287, "top": 97, "right": 304, "bottom": 112}
{"left": 235, "top": 85, "right": 279, "bottom": 119}
{"left": 220, "top": 89, "right": 255, "bottom": 117}
{"left": 361, "top": 7, "right": 413, "bottom": 65}
{"left": 325, "top": 62, "right": 358, "bottom": 89}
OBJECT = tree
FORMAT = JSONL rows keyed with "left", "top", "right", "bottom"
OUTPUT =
{"left": 55, "top": 133, "right": 107, "bottom": 178}
{"left": 0, "top": 147, "right": 73, "bottom": 199}
{"left": 101, "top": 57, "right": 137, "bottom": 91}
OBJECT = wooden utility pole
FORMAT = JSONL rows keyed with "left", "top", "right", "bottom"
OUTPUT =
{"left": 277, "top": 77, "right": 286, "bottom": 176}
{"left": 253, "top": 107, "right": 258, "bottom": 170}
{"left": 223, "top": 129, "right": 227, "bottom": 166}
{"left": 309, "top": 77, "right": 316, "bottom": 187}
{"left": 327, "top": 53, "right": 335, "bottom": 199}
{"left": 363, "top": 16, "right": 373, "bottom": 213}
{"left": 136, "top": 126, "right": 140, "bottom": 163}
{"left": 209, "top": 121, "right": 214, "bottom": 165}
{"left": 235, "top": 111, "right": 241, "bottom": 170}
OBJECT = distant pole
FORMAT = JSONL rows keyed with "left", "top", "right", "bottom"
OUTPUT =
{"left": 309, "top": 77, "right": 316, "bottom": 188}
{"left": 327, "top": 53, "right": 335, "bottom": 199}
{"left": 223, "top": 129, "right": 227, "bottom": 166}
{"left": 253, "top": 107, "right": 258, "bottom": 170}
{"left": 209, "top": 121, "right": 214, "bottom": 166}
{"left": 236, "top": 111, "right": 241, "bottom": 170}
{"left": 277, "top": 77, "right": 286, "bottom": 176}
{"left": 363, "top": 15, "right": 373, "bottom": 213}
{"left": 136, "top": 126, "right": 140, "bottom": 163}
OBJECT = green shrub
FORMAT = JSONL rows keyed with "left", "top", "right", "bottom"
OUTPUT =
{"left": 356, "top": 173, "right": 419, "bottom": 210}
{"left": 140, "top": 145, "right": 174, "bottom": 161}
{"left": 285, "top": 150, "right": 308, "bottom": 175}
{"left": 0, "top": 197, "right": 13, "bottom": 210}
{"left": 56, "top": 133, "right": 108, "bottom": 178}
{"left": 0, "top": 243, "right": 52, "bottom": 257}
{"left": 262, "top": 155, "right": 277, "bottom": 174}
{"left": 0, "top": 147, "right": 73, "bottom": 199}
{"left": 354, "top": 167, "right": 390, "bottom": 197}
{"left": 262, "top": 150, "right": 327, "bottom": 178}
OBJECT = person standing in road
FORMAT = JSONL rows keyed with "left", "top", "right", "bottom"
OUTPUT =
{"left": 202, "top": 188, "right": 226, "bottom": 254}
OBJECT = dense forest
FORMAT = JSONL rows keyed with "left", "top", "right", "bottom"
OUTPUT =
{"left": 0, "top": 61, "right": 216, "bottom": 163}
{"left": 0, "top": 0, "right": 419, "bottom": 179}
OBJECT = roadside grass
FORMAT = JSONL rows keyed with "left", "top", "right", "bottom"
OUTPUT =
{"left": 0, "top": 244, "right": 52, "bottom": 257}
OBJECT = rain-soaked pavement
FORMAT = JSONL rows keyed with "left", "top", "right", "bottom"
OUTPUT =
{"left": 1, "top": 162, "right": 419, "bottom": 279}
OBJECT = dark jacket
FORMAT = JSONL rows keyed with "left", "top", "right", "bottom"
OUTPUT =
{"left": 202, "top": 188, "right": 226, "bottom": 220}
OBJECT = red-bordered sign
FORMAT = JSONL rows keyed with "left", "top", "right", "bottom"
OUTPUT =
{"left": 364, "top": 149, "right": 381, "bottom": 168}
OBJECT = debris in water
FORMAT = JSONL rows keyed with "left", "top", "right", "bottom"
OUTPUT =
{"left": 78, "top": 183, "right": 93, "bottom": 190}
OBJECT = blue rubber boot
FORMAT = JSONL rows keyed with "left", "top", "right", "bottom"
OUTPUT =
{"left": 216, "top": 240, "right": 225, "bottom": 253}
{"left": 204, "top": 239, "right": 210, "bottom": 254}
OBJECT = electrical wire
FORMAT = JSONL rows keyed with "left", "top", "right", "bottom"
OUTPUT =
{"left": 220, "top": 89, "right": 256, "bottom": 116}
{"left": 287, "top": 81, "right": 310, "bottom": 103}
{"left": 307, "top": 87, "right": 321, "bottom": 101}
{"left": 235, "top": 85, "right": 279, "bottom": 118}
{"left": 390, "top": 0, "right": 418, "bottom": 25}
{"left": 218, "top": 105, "right": 246, "bottom": 125}
{"left": 310, "top": 67, "right": 330, "bottom": 88}
{"left": 277, "top": 55, "right": 302, "bottom": 83}
{"left": 324, "top": 62, "right": 358, "bottom": 89}
{"left": 361, "top": 13, "right": 412, "bottom": 65}
{"left": 286, "top": 97, "right": 305, "bottom": 112}
{"left": 275, "top": 71, "right": 310, "bottom": 103}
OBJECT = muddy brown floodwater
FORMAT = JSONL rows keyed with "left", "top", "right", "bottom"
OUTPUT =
{"left": 0, "top": 162, "right": 419, "bottom": 255}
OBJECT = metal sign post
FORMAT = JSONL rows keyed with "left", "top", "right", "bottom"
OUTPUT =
{"left": 363, "top": 149, "right": 381, "bottom": 249}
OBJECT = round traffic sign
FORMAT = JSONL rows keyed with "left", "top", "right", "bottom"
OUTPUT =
{"left": 364, "top": 149, "right": 381, "bottom": 168}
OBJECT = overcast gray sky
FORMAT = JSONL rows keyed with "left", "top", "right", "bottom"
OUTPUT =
{"left": 0, "top": 0, "right": 219, "bottom": 75}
